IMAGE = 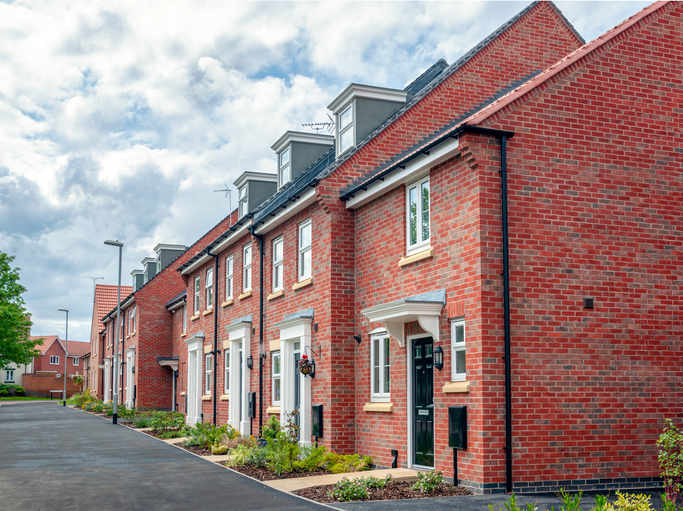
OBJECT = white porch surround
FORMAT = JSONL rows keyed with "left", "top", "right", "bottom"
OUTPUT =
{"left": 274, "top": 309, "right": 313, "bottom": 447}
{"left": 103, "top": 357, "right": 111, "bottom": 403}
{"left": 184, "top": 333, "right": 204, "bottom": 426}
{"left": 225, "top": 317, "right": 251, "bottom": 435}
{"left": 125, "top": 347, "right": 135, "bottom": 409}
{"left": 158, "top": 357, "right": 179, "bottom": 411}
{"left": 361, "top": 290, "right": 446, "bottom": 346}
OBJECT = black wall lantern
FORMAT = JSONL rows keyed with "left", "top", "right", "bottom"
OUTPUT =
{"left": 354, "top": 334, "right": 362, "bottom": 344}
{"left": 433, "top": 346, "right": 444, "bottom": 371}
{"left": 246, "top": 354, "right": 253, "bottom": 370}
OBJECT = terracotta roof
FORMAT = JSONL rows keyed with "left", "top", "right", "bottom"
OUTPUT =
{"left": 95, "top": 284, "right": 132, "bottom": 332}
{"left": 65, "top": 341, "right": 90, "bottom": 357}
{"left": 463, "top": 0, "right": 667, "bottom": 128}
{"left": 33, "top": 335, "right": 59, "bottom": 355}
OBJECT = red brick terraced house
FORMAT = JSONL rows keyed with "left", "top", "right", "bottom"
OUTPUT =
{"left": 101, "top": 0, "right": 682, "bottom": 495}
{"left": 23, "top": 336, "right": 90, "bottom": 398}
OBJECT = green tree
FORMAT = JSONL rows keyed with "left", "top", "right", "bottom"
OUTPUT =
{"left": 0, "top": 253, "right": 42, "bottom": 369}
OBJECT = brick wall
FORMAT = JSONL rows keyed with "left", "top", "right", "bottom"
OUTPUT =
{"left": 23, "top": 373, "right": 80, "bottom": 398}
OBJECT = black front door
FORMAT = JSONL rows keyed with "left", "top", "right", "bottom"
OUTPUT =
{"left": 413, "top": 336, "right": 434, "bottom": 467}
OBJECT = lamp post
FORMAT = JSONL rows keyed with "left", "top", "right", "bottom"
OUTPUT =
{"left": 104, "top": 239, "right": 123, "bottom": 425}
{"left": 58, "top": 308, "right": 68, "bottom": 406}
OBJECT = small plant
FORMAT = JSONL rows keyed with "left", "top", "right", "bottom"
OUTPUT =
{"left": 211, "top": 442, "right": 228, "bottom": 455}
{"left": 327, "top": 477, "right": 369, "bottom": 501}
{"left": 556, "top": 488, "right": 583, "bottom": 511}
{"left": 262, "top": 414, "right": 280, "bottom": 440}
{"left": 71, "top": 373, "right": 84, "bottom": 386}
{"left": 325, "top": 451, "right": 373, "bottom": 474}
{"left": 657, "top": 419, "right": 683, "bottom": 506}
{"left": 183, "top": 422, "right": 229, "bottom": 449}
{"left": 133, "top": 416, "right": 151, "bottom": 428}
{"left": 488, "top": 494, "right": 536, "bottom": 511}
{"left": 594, "top": 493, "right": 610, "bottom": 511}
{"left": 293, "top": 445, "right": 328, "bottom": 472}
{"left": 606, "top": 492, "right": 653, "bottom": 511}
{"left": 410, "top": 469, "right": 444, "bottom": 494}
{"left": 364, "top": 474, "right": 392, "bottom": 489}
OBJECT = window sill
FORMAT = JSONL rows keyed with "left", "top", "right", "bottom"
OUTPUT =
{"left": 292, "top": 277, "right": 313, "bottom": 291}
{"left": 220, "top": 394, "right": 230, "bottom": 401}
{"left": 442, "top": 381, "right": 470, "bottom": 393}
{"left": 181, "top": 333, "right": 186, "bottom": 338}
{"left": 266, "top": 406, "right": 281, "bottom": 414}
{"left": 201, "top": 395, "right": 212, "bottom": 401}
{"left": 238, "top": 290, "right": 252, "bottom": 300}
{"left": 204, "top": 345, "right": 212, "bottom": 354}
{"left": 190, "top": 314, "right": 200, "bottom": 321}
{"left": 267, "top": 289, "right": 284, "bottom": 301}
{"left": 202, "top": 308, "right": 213, "bottom": 316}
{"left": 363, "top": 402, "right": 393, "bottom": 413}
{"left": 180, "top": 391, "right": 186, "bottom": 396}
{"left": 125, "top": 335, "right": 130, "bottom": 339}
{"left": 221, "top": 299, "right": 233, "bottom": 308}
{"left": 399, "top": 247, "right": 434, "bottom": 267}
{"left": 269, "top": 339, "right": 281, "bottom": 352}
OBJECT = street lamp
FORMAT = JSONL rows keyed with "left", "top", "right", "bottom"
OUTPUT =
{"left": 58, "top": 308, "right": 68, "bottom": 406}
{"left": 104, "top": 239, "right": 123, "bottom": 425}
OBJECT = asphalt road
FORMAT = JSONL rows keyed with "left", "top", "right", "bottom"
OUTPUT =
{"left": 0, "top": 402, "right": 330, "bottom": 511}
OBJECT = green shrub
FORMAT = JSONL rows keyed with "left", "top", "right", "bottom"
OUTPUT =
{"left": 293, "top": 445, "right": 327, "bottom": 472}
{"left": 227, "top": 444, "right": 252, "bottom": 466}
{"left": 262, "top": 414, "right": 280, "bottom": 440}
{"left": 410, "top": 469, "right": 444, "bottom": 494}
{"left": 488, "top": 494, "right": 537, "bottom": 511}
{"left": 327, "top": 477, "right": 369, "bottom": 501}
{"left": 133, "top": 416, "right": 151, "bottom": 428}
{"left": 245, "top": 445, "right": 269, "bottom": 468}
{"left": 606, "top": 492, "right": 653, "bottom": 511}
{"left": 183, "top": 422, "right": 229, "bottom": 449}
{"left": 92, "top": 403, "right": 104, "bottom": 413}
{"left": 14, "top": 386, "right": 25, "bottom": 396}
{"left": 0, "top": 384, "right": 25, "bottom": 397}
{"left": 211, "top": 442, "right": 228, "bottom": 455}
{"left": 325, "top": 452, "right": 373, "bottom": 474}
{"left": 0, "top": 389, "right": 8, "bottom": 397}
{"left": 657, "top": 419, "right": 683, "bottom": 505}
{"left": 150, "top": 411, "right": 185, "bottom": 432}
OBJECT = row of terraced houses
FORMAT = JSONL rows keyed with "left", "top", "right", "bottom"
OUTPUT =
{"left": 87, "top": 1, "right": 683, "bottom": 494}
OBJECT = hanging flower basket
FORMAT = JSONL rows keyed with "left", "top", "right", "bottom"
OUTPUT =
{"left": 298, "top": 354, "right": 315, "bottom": 377}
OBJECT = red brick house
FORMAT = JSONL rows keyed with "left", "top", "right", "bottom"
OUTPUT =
{"left": 99, "top": 0, "right": 682, "bottom": 494}
{"left": 23, "top": 336, "right": 90, "bottom": 398}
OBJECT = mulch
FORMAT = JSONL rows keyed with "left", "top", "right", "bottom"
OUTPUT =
{"left": 294, "top": 481, "right": 473, "bottom": 504}
{"left": 228, "top": 464, "right": 330, "bottom": 481}
{"left": 176, "top": 444, "right": 215, "bottom": 456}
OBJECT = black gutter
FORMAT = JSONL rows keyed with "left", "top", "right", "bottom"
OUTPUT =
{"left": 250, "top": 227, "right": 265, "bottom": 437}
{"left": 463, "top": 125, "right": 515, "bottom": 493}
{"left": 206, "top": 244, "right": 220, "bottom": 426}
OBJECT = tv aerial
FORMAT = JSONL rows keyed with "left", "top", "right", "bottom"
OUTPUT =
{"left": 302, "top": 113, "right": 335, "bottom": 134}
{"left": 214, "top": 184, "right": 232, "bottom": 227}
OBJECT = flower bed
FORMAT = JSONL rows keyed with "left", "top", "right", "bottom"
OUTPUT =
{"left": 294, "top": 481, "right": 472, "bottom": 503}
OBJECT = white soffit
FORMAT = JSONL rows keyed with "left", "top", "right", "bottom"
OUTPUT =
{"left": 158, "top": 359, "right": 179, "bottom": 371}
{"left": 346, "top": 136, "right": 460, "bottom": 210}
{"left": 254, "top": 188, "right": 317, "bottom": 236}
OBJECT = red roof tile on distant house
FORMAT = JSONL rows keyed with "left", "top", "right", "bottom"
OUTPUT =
{"left": 32, "top": 336, "right": 90, "bottom": 357}
{"left": 65, "top": 341, "right": 90, "bottom": 357}
{"left": 95, "top": 284, "right": 133, "bottom": 333}
{"left": 33, "top": 335, "right": 59, "bottom": 355}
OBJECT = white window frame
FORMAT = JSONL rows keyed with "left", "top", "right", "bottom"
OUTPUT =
{"left": 238, "top": 185, "right": 248, "bottom": 218}
{"left": 205, "top": 353, "right": 213, "bottom": 394}
{"left": 451, "top": 319, "right": 466, "bottom": 381}
{"left": 130, "top": 306, "right": 136, "bottom": 333}
{"left": 370, "top": 332, "right": 391, "bottom": 402}
{"left": 406, "top": 175, "right": 430, "bottom": 254}
{"left": 272, "top": 351, "right": 281, "bottom": 406}
{"left": 337, "top": 103, "right": 354, "bottom": 155}
{"left": 272, "top": 236, "right": 283, "bottom": 292}
{"left": 243, "top": 243, "right": 252, "bottom": 292}
{"left": 298, "top": 219, "right": 312, "bottom": 281}
{"left": 206, "top": 267, "right": 214, "bottom": 309}
{"left": 73, "top": 357, "right": 79, "bottom": 366}
{"left": 194, "top": 276, "right": 200, "bottom": 314}
{"left": 50, "top": 355, "right": 59, "bottom": 365}
{"left": 182, "top": 305, "right": 187, "bottom": 334}
{"left": 5, "top": 370, "right": 14, "bottom": 382}
{"left": 224, "top": 349, "right": 230, "bottom": 395}
{"left": 225, "top": 255, "right": 233, "bottom": 300}
{"left": 279, "top": 147, "right": 291, "bottom": 187}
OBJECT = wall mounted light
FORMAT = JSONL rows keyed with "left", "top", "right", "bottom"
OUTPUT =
{"left": 354, "top": 334, "right": 362, "bottom": 344}
{"left": 434, "top": 346, "right": 444, "bottom": 371}
{"left": 246, "top": 354, "right": 253, "bottom": 370}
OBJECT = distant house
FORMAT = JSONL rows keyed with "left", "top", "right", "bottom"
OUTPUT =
{"left": 22, "top": 336, "right": 90, "bottom": 398}
{"left": 2, "top": 362, "right": 30, "bottom": 387}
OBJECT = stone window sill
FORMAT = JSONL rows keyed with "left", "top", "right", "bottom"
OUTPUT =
{"left": 180, "top": 392, "right": 186, "bottom": 396}
{"left": 220, "top": 394, "right": 229, "bottom": 401}
{"left": 269, "top": 339, "right": 280, "bottom": 352}
{"left": 181, "top": 333, "right": 186, "bottom": 338}
{"left": 221, "top": 299, "right": 233, "bottom": 308}
{"left": 292, "top": 277, "right": 313, "bottom": 291}
{"left": 266, "top": 406, "right": 281, "bottom": 414}
{"left": 201, "top": 395, "right": 212, "bottom": 401}
{"left": 363, "top": 402, "right": 393, "bottom": 412}
{"left": 442, "top": 381, "right": 470, "bottom": 393}
{"left": 190, "top": 314, "right": 200, "bottom": 321}
{"left": 202, "top": 308, "right": 213, "bottom": 316}
{"left": 238, "top": 290, "right": 252, "bottom": 300}
{"left": 267, "top": 289, "right": 284, "bottom": 301}
{"left": 398, "top": 247, "right": 434, "bottom": 267}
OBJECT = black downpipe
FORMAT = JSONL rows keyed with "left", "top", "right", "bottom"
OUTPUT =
{"left": 207, "top": 245, "right": 220, "bottom": 425}
{"left": 501, "top": 136, "right": 513, "bottom": 493}
{"left": 250, "top": 228, "right": 265, "bottom": 437}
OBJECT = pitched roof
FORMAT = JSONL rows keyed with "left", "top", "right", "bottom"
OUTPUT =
{"left": 32, "top": 336, "right": 89, "bottom": 356}
{"left": 65, "top": 341, "right": 90, "bottom": 357}
{"left": 33, "top": 335, "right": 59, "bottom": 355}
{"left": 95, "top": 284, "right": 133, "bottom": 332}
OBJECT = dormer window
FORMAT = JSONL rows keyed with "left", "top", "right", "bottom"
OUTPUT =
{"left": 338, "top": 104, "right": 354, "bottom": 155}
{"left": 279, "top": 147, "right": 291, "bottom": 187}
{"left": 156, "top": 258, "right": 161, "bottom": 273}
{"left": 238, "top": 185, "right": 248, "bottom": 217}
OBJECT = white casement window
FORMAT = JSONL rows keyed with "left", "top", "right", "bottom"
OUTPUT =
{"left": 272, "top": 351, "right": 281, "bottom": 406}
{"left": 224, "top": 349, "right": 230, "bottom": 394}
{"left": 370, "top": 333, "right": 390, "bottom": 402}
{"left": 73, "top": 357, "right": 79, "bottom": 366}
{"left": 238, "top": 185, "right": 248, "bottom": 217}
{"left": 205, "top": 353, "right": 213, "bottom": 394}
{"left": 225, "top": 255, "right": 233, "bottom": 300}
{"left": 243, "top": 243, "right": 252, "bottom": 292}
{"left": 279, "top": 147, "right": 291, "bottom": 187}
{"left": 5, "top": 370, "right": 14, "bottom": 382}
{"left": 130, "top": 307, "right": 136, "bottom": 333}
{"left": 337, "top": 103, "right": 354, "bottom": 155}
{"left": 272, "top": 237, "right": 283, "bottom": 292}
{"left": 156, "top": 258, "right": 161, "bottom": 273}
{"left": 50, "top": 355, "right": 59, "bottom": 365}
{"left": 451, "top": 319, "right": 466, "bottom": 381}
{"left": 182, "top": 305, "right": 187, "bottom": 333}
{"left": 298, "top": 219, "right": 312, "bottom": 281}
{"left": 194, "top": 276, "right": 200, "bottom": 314}
{"left": 407, "top": 176, "right": 430, "bottom": 253}
{"left": 206, "top": 267, "right": 214, "bottom": 309}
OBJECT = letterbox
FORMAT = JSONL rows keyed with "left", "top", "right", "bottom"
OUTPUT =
{"left": 448, "top": 406, "right": 467, "bottom": 449}
{"left": 312, "top": 404, "right": 323, "bottom": 437}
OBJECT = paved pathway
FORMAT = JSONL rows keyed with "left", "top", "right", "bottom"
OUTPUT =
{"left": 0, "top": 402, "right": 329, "bottom": 511}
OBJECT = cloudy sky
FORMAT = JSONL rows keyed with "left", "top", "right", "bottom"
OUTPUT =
{"left": 0, "top": 0, "right": 651, "bottom": 343}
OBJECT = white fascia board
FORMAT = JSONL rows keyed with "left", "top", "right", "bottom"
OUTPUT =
{"left": 254, "top": 188, "right": 316, "bottom": 236}
{"left": 141, "top": 257, "right": 155, "bottom": 265}
{"left": 274, "top": 316, "right": 312, "bottom": 340}
{"left": 346, "top": 136, "right": 460, "bottom": 210}
{"left": 233, "top": 171, "right": 277, "bottom": 189}
{"left": 180, "top": 224, "right": 250, "bottom": 276}
{"left": 154, "top": 244, "right": 187, "bottom": 253}
{"left": 271, "top": 131, "right": 334, "bottom": 153}
{"left": 328, "top": 83, "right": 407, "bottom": 113}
